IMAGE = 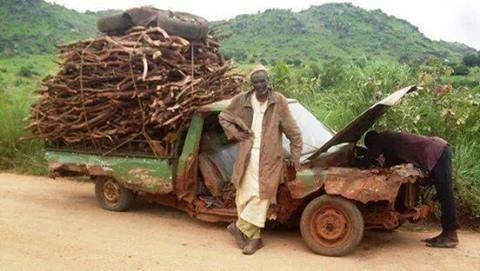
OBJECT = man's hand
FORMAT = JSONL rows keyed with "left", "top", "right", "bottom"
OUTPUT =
{"left": 288, "top": 158, "right": 301, "bottom": 172}
{"left": 236, "top": 132, "right": 251, "bottom": 141}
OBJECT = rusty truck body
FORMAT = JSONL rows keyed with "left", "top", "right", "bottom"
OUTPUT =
{"left": 47, "top": 85, "right": 431, "bottom": 256}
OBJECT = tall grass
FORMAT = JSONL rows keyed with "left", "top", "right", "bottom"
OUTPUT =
{"left": 0, "top": 91, "right": 46, "bottom": 174}
{"left": 0, "top": 55, "right": 55, "bottom": 174}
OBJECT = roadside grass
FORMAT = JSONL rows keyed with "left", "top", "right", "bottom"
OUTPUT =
{"left": 0, "top": 55, "right": 56, "bottom": 174}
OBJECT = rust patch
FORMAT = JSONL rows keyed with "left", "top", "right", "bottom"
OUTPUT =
{"left": 398, "top": 204, "right": 432, "bottom": 222}
{"left": 175, "top": 154, "right": 197, "bottom": 204}
{"left": 275, "top": 184, "right": 306, "bottom": 225}
{"left": 361, "top": 204, "right": 401, "bottom": 230}
{"left": 362, "top": 203, "right": 432, "bottom": 230}
{"left": 287, "top": 167, "right": 325, "bottom": 199}
{"left": 288, "top": 164, "right": 424, "bottom": 204}
{"left": 49, "top": 162, "right": 107, "bottom": 178}
{"left": 323, "top": 164, "right": 424, "bottom": 204}
{"left": 126, "top": 168, "right": 173, "bottom": 194}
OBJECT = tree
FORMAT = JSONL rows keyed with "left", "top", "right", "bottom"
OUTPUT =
{"left": 451, "top": 64, "right": 469, "bottom": 76}
{"left": 462, "top": 53, "right": 480, "bottom": 67}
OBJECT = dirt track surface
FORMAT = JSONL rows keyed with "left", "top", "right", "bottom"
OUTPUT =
{"left": 1, "top": 173, "right": 479, "bottom": 271}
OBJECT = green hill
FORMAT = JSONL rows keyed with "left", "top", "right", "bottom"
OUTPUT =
{"left": 214, "top": 3, "right": 476, "bottom": 64}
{"left": 0, "top": 1, "right": 476, "bottom": 64}
{"left": 0, "top": 0, "right": 99, "bottom": 56}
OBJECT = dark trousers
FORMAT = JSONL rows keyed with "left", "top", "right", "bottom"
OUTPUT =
{"left": 431, "top": 146, "right": 460, "bottom": 231}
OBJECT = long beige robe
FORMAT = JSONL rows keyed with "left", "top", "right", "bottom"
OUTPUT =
{"left": 235, "top": 94, "right": 270, "bottom": 228}
{"left": 218, "top": 90, "right": 303, "bottom": 202}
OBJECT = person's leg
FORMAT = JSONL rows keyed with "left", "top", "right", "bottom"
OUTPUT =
{"left": 236, "top": 217, "right": 261, "bottom": 239}
{"left": 228, "top": 191, "right": 248, "bottom": 249}
{"left": 227, "top": 220, "right": 248, "bottom": 249}
{"left": 426, "top": 146, "right": 459, "bottom": 248}
{"left": 433, "top": 146, "right": 460, "bottom": 231}
{"left": 236, "top": 218, "right": 264, "bottom": 255}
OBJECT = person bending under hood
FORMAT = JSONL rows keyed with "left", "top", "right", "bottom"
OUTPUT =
{"left": 219, "top": 65, "right": 302, "bottom": 255}
{"left": 364, "top": 131, "right": 459, "bottom": 248}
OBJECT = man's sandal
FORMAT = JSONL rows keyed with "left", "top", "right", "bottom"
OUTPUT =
{"left": 227, "top": 223, "right": 248, "bottom": 249}
{"left": 425, "top": 238, "right": 458, "bottom": 248}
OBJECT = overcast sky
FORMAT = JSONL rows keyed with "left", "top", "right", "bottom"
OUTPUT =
{"left": 47, "top": 0, "right": 480, "bottom": 50}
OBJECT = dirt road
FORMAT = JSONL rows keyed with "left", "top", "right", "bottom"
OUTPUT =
{"left": 1, "top": 173, "right": 479, "bottom": 271}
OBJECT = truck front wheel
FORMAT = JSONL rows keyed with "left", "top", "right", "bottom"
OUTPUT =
{"left": 300, "top": 195, "right": 364, "bottom": 256}
{"left": 95, "top": 177, "right": 133, "bottom": 212}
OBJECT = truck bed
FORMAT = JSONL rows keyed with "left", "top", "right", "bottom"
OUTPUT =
{"left": 46, "top": 150, "right": 174, "bottom": 194}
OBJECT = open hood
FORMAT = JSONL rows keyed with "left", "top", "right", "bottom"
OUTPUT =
{"left": 307, "top": 85, "right": 417, "bottom": 161}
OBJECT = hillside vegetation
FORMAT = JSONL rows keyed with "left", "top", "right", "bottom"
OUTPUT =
{"left": 1, "top": 0, "right": 476, "bottom": 63}
{"left": 0, "top": 0, "right": 98, "bottom": 56}
{"left": 214, "top": 3, "right": 475, "bottom": 65}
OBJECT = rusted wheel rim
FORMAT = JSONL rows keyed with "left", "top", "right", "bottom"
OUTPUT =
{"left": 103, "top": 180, "right": 120, "bottom": 205}
{"left": 311, "top": 206, "right": 350, "bottom": 247}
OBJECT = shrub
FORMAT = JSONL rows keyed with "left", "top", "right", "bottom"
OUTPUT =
{"left": 442, "top": 76, "right": 479, "bottom": 89}
{"left": 463, "top": 53, "right": 480, "bottom": 67}
{"left": 17, "top": 66, "right": 39, "bottom": 78}
{"left": 451, "top": 64, "right": 470, "bottom": 76}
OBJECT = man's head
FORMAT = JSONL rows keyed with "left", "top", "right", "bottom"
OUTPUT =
{"left": 364, "top": 130, "right": 386, "bottom": 158}
{"left": 364, "top": 130, "right": 379, "bottom": 149}
{"left": 250, "top": 65, "right": 269, "bottom": 97}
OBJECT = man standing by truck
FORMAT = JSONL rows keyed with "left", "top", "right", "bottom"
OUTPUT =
{"left": 364, "top": 131, "right": 460, "bottom": 248}
{"left": 219, "top": 65, "right": 303, "bottom": 255}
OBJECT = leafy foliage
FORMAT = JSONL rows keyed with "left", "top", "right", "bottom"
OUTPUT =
{"left": 462, "top": 52, "right": 480, "bottom": 67}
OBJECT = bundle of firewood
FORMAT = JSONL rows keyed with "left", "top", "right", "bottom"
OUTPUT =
{"left": 27, "top": 26, "right": 244, "bottom": 155}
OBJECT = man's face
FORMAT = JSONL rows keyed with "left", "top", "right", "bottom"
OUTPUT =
{"left": 251, "top": 72, "right": 269, "bottom": 96}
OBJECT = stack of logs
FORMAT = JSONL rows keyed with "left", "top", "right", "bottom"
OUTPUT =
{"left": 27, "top": 26, "right": 244, "bottom": 156}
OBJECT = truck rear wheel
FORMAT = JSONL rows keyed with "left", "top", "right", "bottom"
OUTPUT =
{"left": 95, "top": 177, "right": 133, "bottom": 212}
{"left": 300, "top": 195, "right": 364, "bottom": 256}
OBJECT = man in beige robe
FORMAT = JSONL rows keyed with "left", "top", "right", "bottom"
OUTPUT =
{"left": 219, "top": 65, "right": 302, "bottom": 255}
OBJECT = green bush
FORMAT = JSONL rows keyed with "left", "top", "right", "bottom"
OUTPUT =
{"left": 463, "top": 53, "right": 480, "bottom": 67}
{"left": 442, "top": 76, "right": 479, "bottom": 88}
{"left": 451, "top": 63, "right": 470, "bottom": 76}
{"left": 17, "top": 66, "right": 40, "bottom": 78}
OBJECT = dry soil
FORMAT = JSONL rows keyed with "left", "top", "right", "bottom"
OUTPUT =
{"left": 1, "top": 173, "right": 479, "bottom": 271}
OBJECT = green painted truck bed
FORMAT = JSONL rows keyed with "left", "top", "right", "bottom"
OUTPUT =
{"left": 46, "top": 151, "right": 174, "bottom": 194}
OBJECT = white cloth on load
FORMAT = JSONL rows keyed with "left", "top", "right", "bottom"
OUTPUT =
{"left": 235, "top": 94, "right": 270, "bottom": 228}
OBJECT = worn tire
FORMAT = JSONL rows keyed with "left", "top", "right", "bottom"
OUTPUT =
{"left": 155, "top": 11, "right": 209, "bottom": 41}
{"left": 300, "top": 195, "right": 364, "bottom": 256}
{"left": 97, "top": 13, "right": 133, "bottom": 34}
{"left": 97, "top": 10, "right": 208, "bottom": 41}
{"left": 95, "top": 177, "right": 133, "bottom": 212}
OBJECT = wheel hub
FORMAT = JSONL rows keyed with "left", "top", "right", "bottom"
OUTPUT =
{"left": 312, "top": 207, "right": 349, "bottom": 245}
{"left": 103, "top": 180, "right": 120, "bottom": 204}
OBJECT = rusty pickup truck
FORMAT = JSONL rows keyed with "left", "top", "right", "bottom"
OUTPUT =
{"left": 47, "top": 85, "right": 430, "bottom": 256}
